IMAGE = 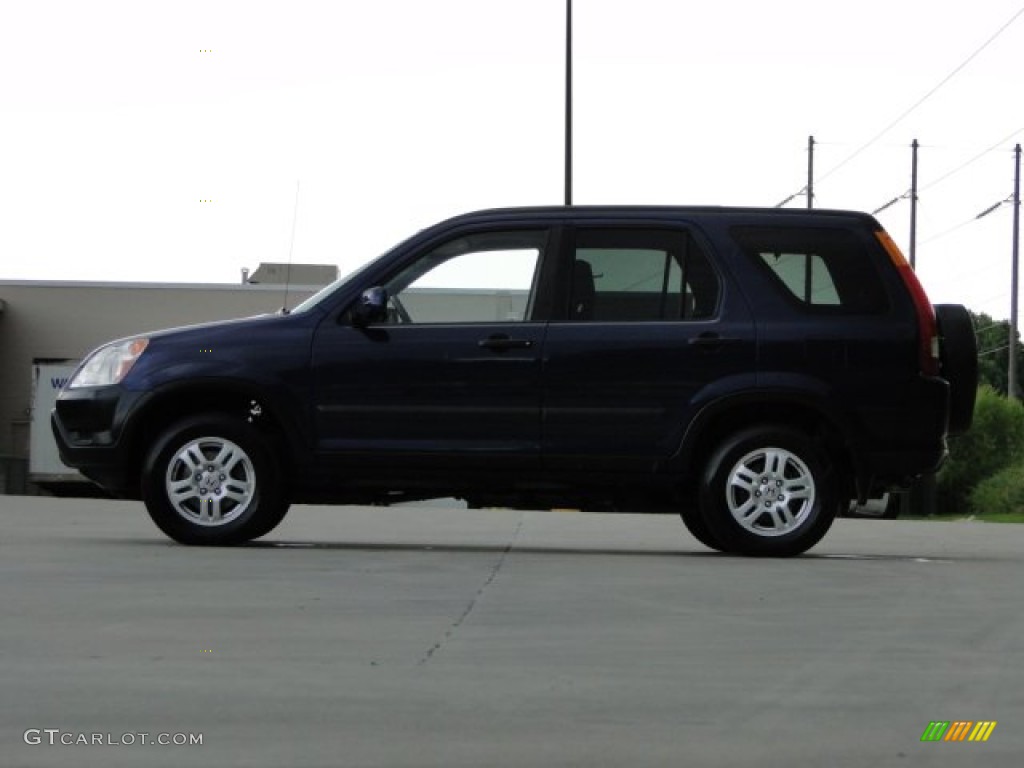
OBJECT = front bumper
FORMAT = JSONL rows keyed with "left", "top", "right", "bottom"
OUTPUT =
{"left": 51, "top": 386, "right": 144, "bottom": 497}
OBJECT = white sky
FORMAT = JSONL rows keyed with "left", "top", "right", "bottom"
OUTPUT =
{"left": 2, "top": 0, "right": 1023, "bottom": 320}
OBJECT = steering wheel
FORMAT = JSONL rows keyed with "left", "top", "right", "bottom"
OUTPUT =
{"left": 388, "top": 294, "right": 413, "bottom": 324}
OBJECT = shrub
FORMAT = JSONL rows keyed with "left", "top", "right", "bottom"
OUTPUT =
{"left": 969, "top": 461, "right": 1024, "bottom": 516}
{"left": 937, "top": 386, "right": 1024, "bottom": 514}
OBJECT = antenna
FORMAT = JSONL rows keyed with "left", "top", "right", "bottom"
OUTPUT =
{"left": 282, "top": 180, "right": 300, "bottom": 313}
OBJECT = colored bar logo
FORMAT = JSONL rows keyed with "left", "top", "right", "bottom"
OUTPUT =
{"left": 921, "top": 721, "right": 997, "bottom": 742}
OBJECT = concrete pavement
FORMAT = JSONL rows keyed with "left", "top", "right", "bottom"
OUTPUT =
{"left": 1, "top": 496, "right": 1022, "bottom": 767}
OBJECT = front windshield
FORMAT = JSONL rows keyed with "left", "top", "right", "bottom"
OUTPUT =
{"left": 287, "top": 263, "right": 365, "bottom": 314}
{"left": 287, "top": 228, "right": 426, "bottom": 314}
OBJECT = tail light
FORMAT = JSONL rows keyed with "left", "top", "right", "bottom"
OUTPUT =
{"left": 875, "top": 230, "right": 940, "bottom": 376}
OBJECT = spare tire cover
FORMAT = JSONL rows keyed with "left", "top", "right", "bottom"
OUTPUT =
{"left": 934, "top": 304, "right": 978, "bottom": 435}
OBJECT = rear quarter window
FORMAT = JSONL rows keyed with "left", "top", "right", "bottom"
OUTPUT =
{"left": 731, "top": 226, "right": 889, "bottom": 314}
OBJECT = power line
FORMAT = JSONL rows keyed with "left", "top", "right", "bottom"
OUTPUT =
{"left": 977, "top": 194, "right": 1015, "bottom": 220}
{"left": 979, "top": 343, "right": 1011, "bottom": 356}
{"left": 775, "top": 188, "right": 806, "bottom": 208}
{"left": 921, "top": 126, "right": 1024, "bottom": 193}
{"left": 816, "top": 5, "right": 1024, "bottom": 186}
{"left": 977, "top": 322, "right": 1006, "bottom": 334}
{"left": 915, "top": 189, "right": 1014, "bottom": 246}
{"left": 872, "top": 193, "right": 908, "bottom": 215}
{"left": 919, "top": 213, "right": 984, "bottom": 245}
{"left": 871, "top": 130, "right": 1024, "bottom": 214}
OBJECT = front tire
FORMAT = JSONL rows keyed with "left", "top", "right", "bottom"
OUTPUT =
{"left": 142, "top": 413, "right": 289, "bottom": 545}
{"left": 699, "top": 426, "right": 839, "bottom": 557}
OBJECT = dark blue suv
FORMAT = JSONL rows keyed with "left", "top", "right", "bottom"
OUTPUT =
{"left": 52, "top": 207, "right": 977, "bottom": 556}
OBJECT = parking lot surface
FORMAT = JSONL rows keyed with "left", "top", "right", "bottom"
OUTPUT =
{"left": 2, "top": 496, "right": 1022, "bottom": 767}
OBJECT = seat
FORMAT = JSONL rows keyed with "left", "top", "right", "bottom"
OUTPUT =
{"left": 571, "top": 259, "right": 596, "bottom": 321}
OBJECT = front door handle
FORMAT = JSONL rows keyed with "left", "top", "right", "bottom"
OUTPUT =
{"left": 478, "top": 335, "right": 534, "bottom": 351}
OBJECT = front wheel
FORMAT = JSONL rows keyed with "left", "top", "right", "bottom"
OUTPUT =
{"left": 142, "top": 413, "right": 290, "bottom": 545}
{"left": 699, "top": 426, "right": 839, "bottom": 557}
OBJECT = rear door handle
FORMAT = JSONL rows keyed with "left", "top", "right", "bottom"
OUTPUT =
{"left": 478, "top": 335, "right": 534, "bottom": 351}
{"left": 688, "top": 333, "right": 743, "bottom": 349}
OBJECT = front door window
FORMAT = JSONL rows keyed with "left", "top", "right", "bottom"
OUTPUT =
{"left": 382, "top": 230, "right": 546, "bottom": 324}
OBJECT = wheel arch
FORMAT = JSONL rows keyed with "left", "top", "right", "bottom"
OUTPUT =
{"left": 675, "top": 392, "right": 861, "bottom": 499}
{"left": 120, "top": 381, "right": 302, "bottom": 495}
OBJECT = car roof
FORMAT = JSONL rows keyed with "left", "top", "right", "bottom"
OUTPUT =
{"left": 434, "top": 205, "right": 880, "bottom": 228}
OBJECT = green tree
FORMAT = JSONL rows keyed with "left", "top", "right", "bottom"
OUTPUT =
{"left": 970, "top": 311, "right": 1024, "bottom": 395}
{"left": 969, "top": 460, "right": 1024, "bottom": 516}
{"left": 937, "top": 386, "right": 1024, "bottom": 513}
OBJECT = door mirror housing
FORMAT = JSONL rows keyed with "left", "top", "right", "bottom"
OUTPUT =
{"left": 352, "top": 286, "right": 389, "bottom": 327}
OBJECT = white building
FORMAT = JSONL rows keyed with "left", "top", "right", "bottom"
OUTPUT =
{"left": 0, "top": 266, "right": 332, "bottom": 494}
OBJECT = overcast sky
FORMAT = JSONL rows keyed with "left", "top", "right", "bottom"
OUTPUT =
{"left": 2, "top": 0, "right": 1023, "bottom": 320}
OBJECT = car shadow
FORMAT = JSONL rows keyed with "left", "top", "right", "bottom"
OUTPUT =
{"left": 121, "top": 537, "right": 721, "bottom": 557}
{"left": 119, "top": 537, "right": 953, "bottom": 562}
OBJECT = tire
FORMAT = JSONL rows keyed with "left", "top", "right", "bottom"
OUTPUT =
{"left": 680, "top": 501, "right": 726, "bottom": 552}
{"left": 246, "top": 500, "right": 292, "bottom": 540}
{"left": 699, "top": 426, "right": 839, "bottom": 557}
{"left": 881, "top": 492, "right": 901, "bottom": 519}
{"left": 142, "top": 413, "right": 289, "bottom": 545}
{"left": 934, "top": 304, "right": 978, "bottom": 435}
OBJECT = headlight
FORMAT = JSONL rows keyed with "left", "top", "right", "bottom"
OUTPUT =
{"left": 67, "top": 338, "right": 149, "bottom": 389}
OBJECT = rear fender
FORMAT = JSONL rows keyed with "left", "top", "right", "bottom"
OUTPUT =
{"left": 673, "top": 383, "right": 862, "bottom": 497}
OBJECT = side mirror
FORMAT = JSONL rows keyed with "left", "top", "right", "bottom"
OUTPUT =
{"left": 352, "top": 286, "right": 389, "bottom": 327}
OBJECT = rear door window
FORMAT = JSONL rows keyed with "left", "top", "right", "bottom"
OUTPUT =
{"left": 569, "top": 228, "right": 720, "bottom": 321}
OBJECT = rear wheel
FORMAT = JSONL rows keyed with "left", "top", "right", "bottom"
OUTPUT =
{"left": 142, "top": 413, "right": 289, "bottom": 545}
{"left": 680, "top": 499, "right": 726, "bottom": 552}
{"left": 699, "top": 426, "right": 839, "bottom": 556}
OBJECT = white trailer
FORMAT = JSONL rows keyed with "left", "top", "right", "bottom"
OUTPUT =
{"left": 29, "top": 361, "right": 83, "bottom": 485}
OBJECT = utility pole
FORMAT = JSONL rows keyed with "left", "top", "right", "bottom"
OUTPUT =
{"left": 906, "top": 140, "right": 932, "bottom": 516}
{"left": 1011, "top": 143, "right": 1021, "bottom": 399}
{"left": 564, "top": 0, "right": 572, "bottom": 206}
{"left": 806, "top": 135, "right": 815, "bottom": 209}
{"left": 910, "top": 139, "right": 919, "bottom": 269}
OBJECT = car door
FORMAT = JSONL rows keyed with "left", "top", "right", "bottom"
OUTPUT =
{"left": 541, "top": 223, "right": 756, "bottom": 473}
{"left": 309, "top": 227, "right": 552, "bottom": 470}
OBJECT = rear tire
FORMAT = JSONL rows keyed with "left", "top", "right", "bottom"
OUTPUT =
{"left": 142, "top": 413, "right": 290, "bottom": 545}
{"left": 699, "top": 426, "right": 839, "bottom": 557}
{"left": 680, "top": 500, "right": 726, "bottom": 552}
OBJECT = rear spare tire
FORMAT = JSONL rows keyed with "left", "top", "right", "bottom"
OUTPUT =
{"left": 934, "top": 304, "right": 978, "bottom": 435}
